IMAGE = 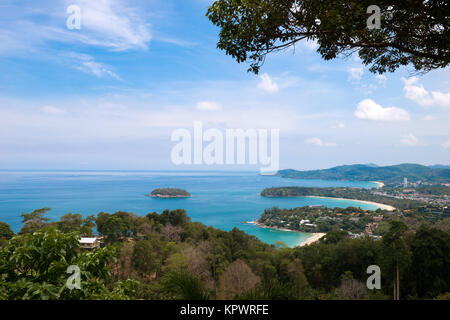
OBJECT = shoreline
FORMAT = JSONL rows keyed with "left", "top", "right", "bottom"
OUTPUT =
{"left": 295, "top": 233, "right": 326, "bottom": 247}
{"left": 245, "top": 220, "right": 325, "bottom": 247}
{"left": 371, "top": 181, "right": 385, "bottom": 188}
{"left": 306, "top": 195, "right": 395, "bottom": 211}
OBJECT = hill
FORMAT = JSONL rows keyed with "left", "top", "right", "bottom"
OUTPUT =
{"left": 277, "top": 164, "right": 450, "bottom": 185}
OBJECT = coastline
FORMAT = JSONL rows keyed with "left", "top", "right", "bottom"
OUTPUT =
{"left": 306, "top": 195, "right": 395, "bottom": 211}
{"left": 371, "top": 181, "right": 385, "bottom": 188}
{"left": 295, "top": 233, "right": 326, "bottom": 247}
{"left": 246, "top": 220, "right": 325, "bottom": 247}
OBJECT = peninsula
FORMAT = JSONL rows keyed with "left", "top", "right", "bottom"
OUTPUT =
{"left": 260, "top": 186, "right": 428, "bottom": 210}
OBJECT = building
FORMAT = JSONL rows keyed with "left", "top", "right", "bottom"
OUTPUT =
{"left": 403, "top": 177, "right": 408, "bottom": 188}
{"left": 79, "top": 237, "right": 101, "bottom": 250}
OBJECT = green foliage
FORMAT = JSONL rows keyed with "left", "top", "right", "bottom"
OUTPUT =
{"left": 276, "top": 164, "right": 450, "bottom": 185}
{"left": 0, "top": 222, "right": 14, "bottom": 240}
{"left": 19, "top": 208, "right": 51, "bottom": 234}
{"left": 2, "top": 207, "right": 450, "bottom": 300}
{"left": 150, "top": 188, "right": 191, "bottom": 197}
{"left": 0, "top": 227, "right": 132, "bottom": 300}
{"left": 261, "top": 186, "right": 424, "bottom": 209}
{"left": 162, "top": 269, "right": 211, "bottom": 300}
{"left": 408, "top": 226, "right": 450, "bottom": 298}
{"left": 207, "top": 1, "right": 449, "bottom": 74}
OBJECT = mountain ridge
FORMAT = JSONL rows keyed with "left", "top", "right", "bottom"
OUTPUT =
{"left": 277, "top": 163, "right": 450, "bottom": 185}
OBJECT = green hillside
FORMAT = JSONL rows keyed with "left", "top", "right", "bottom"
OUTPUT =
{"left": 277, "top": 164, "right": 450, "bottom": 185}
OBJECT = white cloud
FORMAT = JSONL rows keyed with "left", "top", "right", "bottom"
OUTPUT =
{"left": 354, "top": 99, "right": 410, "bottom": 121}
{"left": 402, "top": 77, "right": 450, "bottom": 109}
{"left": 443, "top": 139, "right": 450, "bottom": 149}
{"left": 375, "top": 74, "right": 386, "bottom": 86}
{"left": 40, "top": 106, "right": 66, "bottom": 115}
{"left": 258, "top": 73, "right": 279, "bottom": 93}
{"left": 400, "top": 134, "right": 420, "bottom": 146}
{"left": 424, "top": 115, "right": 434, "bottom": 121}
{"left": 64, "top": 0, "right": 152, "bottom": 51}
{"left": 62, "top": 52, "right": 120, "bottom": 79}
{"left": 305, "top": 137, "right": 336, "bottom": 147}
{"left": 347, "top": 67, "right": 364, "bottom": 82}
{"left": 337, "top": 123, "right": 345, "bottom": 129}
{"left": 195, "top": 101, "right": 222, "bottom": 111}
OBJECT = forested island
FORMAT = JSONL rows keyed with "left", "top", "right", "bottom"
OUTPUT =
{"left": 148, "top": 188, "right": 191, "bottom": 198}
{"left": 0, "top": 207, "right": 449, "bottom": 300}
{"left": 277, "top": 163, "right": 450, "bottom": 185}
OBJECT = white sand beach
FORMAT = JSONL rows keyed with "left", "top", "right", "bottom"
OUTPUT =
{"left": 296, "top": 233, "right": 326, "bottom": 247}
{"left": 306, "top": 196, "right": 395, "bottom": 211}
{"left": 371, "top": 181, "right": 385, "bottom": 188}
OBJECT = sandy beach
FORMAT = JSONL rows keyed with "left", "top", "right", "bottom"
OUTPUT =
{"left": 296, "top": 233, "right": 326, "bottom": 247}
{"left": 306, "top": 196, "right": 395, "bottom": 211}
{"left": 371, "top": 181, "right": 385, "bottom": 188}
{"left": 246, "top": 221, "right": 326, "bottom": 247}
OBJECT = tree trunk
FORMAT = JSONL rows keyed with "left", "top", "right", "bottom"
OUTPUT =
{"left": 396, "top": 264, "right": 400, "bottom": 300}
{"left": 393, "top": 275, "right": 396, "bottom": 300}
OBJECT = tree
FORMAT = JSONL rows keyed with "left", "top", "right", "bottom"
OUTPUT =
{"left": 0, "top": 222, "right": 14, "bottom": 240}
{"left": 19, "top": 208, "right": 51, "bottom": 234}
{"left": 321, "top": 230, "right": 349, "bottom": 244}
{"left": 381, "top": 220, "right": 410, "bottom": 300}
{"left": 162, "top": 269, "right": 211, "bottom": 300}
{"left": 57, "top": 213, "right": 84, "bottom": 233}
{"left": 334, "top": 271, "right": 367, "bottom": 300}
{"left": 132, "top": 239, "right": 163, "bottom": 277}
{"left": 409, "top": 227, "right": 450, "bottom": 298}
{"left": 96, "top": 212, "right": 134, "bottom": 242}
{"left": 218, "top": 259, "right": 260, "bottom": 299}
{"left": 0, "top": 227, "right": 131, "bottom": 300}
{"left": 207, "top": 0, "right": 449, "bottom": 74}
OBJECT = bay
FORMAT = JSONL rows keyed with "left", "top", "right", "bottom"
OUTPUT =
{"left": 0, "top": 170, "right": 380, "bottom": 247}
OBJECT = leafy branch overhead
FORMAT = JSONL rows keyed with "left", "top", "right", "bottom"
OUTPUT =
{"left": 207, "top": 0, "right": 449, "bottom": 74}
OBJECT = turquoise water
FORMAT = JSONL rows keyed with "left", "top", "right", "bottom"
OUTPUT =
{"left": 0, "top": 171, "right": 379, "bottom": 247}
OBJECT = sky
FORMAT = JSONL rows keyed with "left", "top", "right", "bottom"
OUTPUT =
{"left": 0, "top": 0, "right": 449, "bottom": 171}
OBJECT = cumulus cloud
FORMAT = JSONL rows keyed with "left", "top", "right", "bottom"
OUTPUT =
{"left": 400, "top": 134, "right": 420, "bottom": 146}
{"left": 347, "top": 67, "right": 364, "bottom": 82}
{"left": 402, "top": 77, "right": 450, "bottom": 109}
{"left": 195, "top": 101, "right": 222, "bottom": 111}
{"left": 354, "top": 99, "right": 410, "bottom": 121}
{"left": 305, "top": 137, "right": 336, "bottom": 147}
{"left": 258, "top": 73, "right": 279, "bottom": 93}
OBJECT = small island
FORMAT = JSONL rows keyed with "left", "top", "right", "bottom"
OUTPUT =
{"left": 147, "top": 188, "right": 191, "bottom": 198}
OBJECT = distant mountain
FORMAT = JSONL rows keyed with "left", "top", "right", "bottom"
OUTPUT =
{"left": 277, "top": 163, "right": 450, "bottom": 185}
{"left": 429, "top": 164, "right": 450, "bottom": 169}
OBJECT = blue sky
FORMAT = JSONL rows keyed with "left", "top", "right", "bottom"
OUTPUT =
{"left": 0, "top": 0, "right": 449, "bottom": 171}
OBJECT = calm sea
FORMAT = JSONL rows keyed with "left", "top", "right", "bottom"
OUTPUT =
{"left": 0, "top": 171, "right": 379, "bottom": 247}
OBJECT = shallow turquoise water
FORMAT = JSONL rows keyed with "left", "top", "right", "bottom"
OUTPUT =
{"left": 0, "top": 171, "right": 379, "bottom": 247}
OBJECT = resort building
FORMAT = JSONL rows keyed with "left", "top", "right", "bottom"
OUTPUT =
{"left": 79, "top": 237, "right": 101, "bottom": 250}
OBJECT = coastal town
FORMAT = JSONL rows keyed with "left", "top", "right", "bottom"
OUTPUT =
{"left": 256, "top": 179, "right": 450, "bottom": 244}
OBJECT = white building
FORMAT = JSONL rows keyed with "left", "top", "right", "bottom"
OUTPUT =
{"left": 79, "top": 237, "right": 100, "bottom": 250}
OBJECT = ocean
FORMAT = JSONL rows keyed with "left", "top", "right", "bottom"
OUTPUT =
{"left": 0, "top": 170, "right": 379, "bottom": 247}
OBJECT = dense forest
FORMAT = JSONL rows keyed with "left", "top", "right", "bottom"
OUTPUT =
{"left": 260, "top": 187, "right": 425, "bottom": 209}
{"left": 276, "top": 164, "right": 450, "bottom": 185}
{"left": 1, "top": 207, "right": 449, "bottom": 300}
